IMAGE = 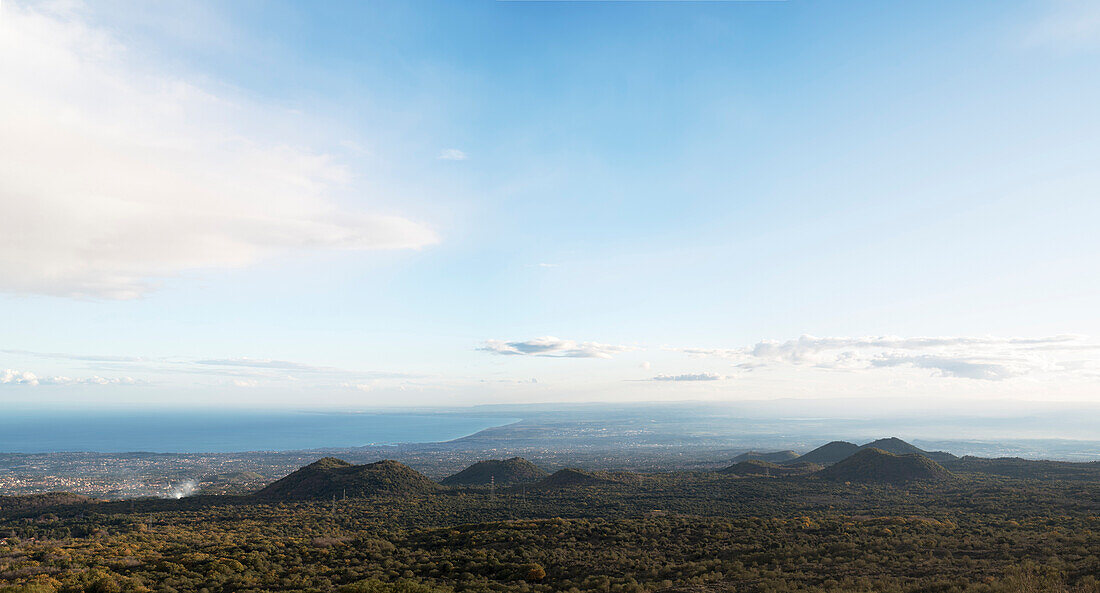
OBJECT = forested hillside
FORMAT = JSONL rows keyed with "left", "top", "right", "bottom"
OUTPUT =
{"left": 2, "top": 449, "right": 1098, "bottom": 593}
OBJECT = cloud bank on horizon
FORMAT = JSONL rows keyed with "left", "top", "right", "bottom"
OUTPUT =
{"left": 678, "top": 334, "right": 1099, "bottom": 382}
{"left": 2, "top": 368, "right": 137, "bottom": 387}
{"left": 8, "top": 331, "right": 1096, "bottom": 401}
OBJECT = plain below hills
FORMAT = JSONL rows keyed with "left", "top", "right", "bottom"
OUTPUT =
{"left": 729, "top": 450, "right": 800, "bottom": 464}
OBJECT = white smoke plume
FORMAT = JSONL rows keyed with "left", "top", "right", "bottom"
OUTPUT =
{"left": 166, "top": 480, "right": 198, "bottom": 499}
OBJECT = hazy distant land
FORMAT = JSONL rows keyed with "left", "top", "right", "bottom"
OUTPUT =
{"left": 1, "top": 402, "right": 1096, "bottom": 499}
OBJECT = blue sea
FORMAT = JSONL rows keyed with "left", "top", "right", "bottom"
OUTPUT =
{"left": 0, "top": 410, "right": 517, "bottom": 453}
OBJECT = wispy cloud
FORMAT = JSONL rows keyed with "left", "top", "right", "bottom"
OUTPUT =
{"left": 481, "top": 336, "right": 639, "bottom": 359}
{"left": 195, "top": 358, "right": 334, "bottom": 372}
{"left": 869, "top": 355, "right": 1025, "bottom": 381}
{"left": 437, "top": 148, "right": 468, "bottom": 161}
{"left": 43, "top": 375, "right": 139, "bottom": 386}
{"left": 0, "top": 2, "right": 437, "bottom": 299}
{"left": 2, "top": 347, "right": 419, "bottom": 390}
{"left": 682, "top": 335, "right": 1081, "bottom": 363}
{"left": 1, "top": 349, "right": 146, "bottom": 363}
{"left": 1025, "top": 0, "right": 1100, "bottom": 52}
{"left": 678, "top": 334, "right": 1094, "bottom": 381}
{"left": 651, "top": 372, "right": 724, "bottom": 382}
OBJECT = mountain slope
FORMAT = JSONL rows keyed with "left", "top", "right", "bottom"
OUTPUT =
{"left": 817, "top": 448, "right": 953, "bottom": 483}
{"left": 532, "top": 468, "right": 623, "bottom": 489}
{"left": 860, "top": 438, "right": 957, "bottom": 462}
{"left": 255, "top": 458, "right": 438, "bottom": 500}
{"left": 789, "top": 441, "right": 861, "bottom": 465}
{"left": 441, "top": 457, "right": 549, "bottom": 486}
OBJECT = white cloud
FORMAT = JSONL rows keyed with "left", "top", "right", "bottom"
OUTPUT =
{"left": 1, "top": 369, "right": 136, "bottom": 386}
{"left": 1, "top": 369, "right": 40, "bottom": 386}
{"left": 652, "top": 372, "right": 724, "bottom": 382}
{"left": 869, "top": 355, "right": 1025, "bottom": 381}
{"left": 678, "top": 334, "right": 1094, "bottom": 381}
{"left": 481, "top": 336, "right": 639, "bottom": 359}
{"left": 44, "top": 375, "right": 138, "bottom": 386}
{"left": 0, "top": 2, "right": 437, "bottom": 299}
{"left": 437, "top": 148, "right": 468, "bottom": 161}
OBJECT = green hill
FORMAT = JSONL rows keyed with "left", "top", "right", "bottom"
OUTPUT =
{"left": 789, "top": 438, "right": 957, "bottom": 466}
{"left": 789, "top": 441, "right": 861, "bottom": 465}
{"left": 816, "top": 448, "right": 953, "bottom": 483}
{"left": 860, "top": 437, "right": 957, "bottom": 462}
{"left": 730, "top": 450, "right": 800, "bottom": 464}
{"left": 532, "top": 468, "right": 622, "bottom": 489}
{"left": 255, "top": 458, "right": 438, "bottom": 500}
{"left": 441, "top": 457, "right": 549, "bottom": 486}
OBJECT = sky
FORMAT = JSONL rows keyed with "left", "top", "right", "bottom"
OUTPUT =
{"left": 2, "top": 0, "right": 1100, "bottom": 410}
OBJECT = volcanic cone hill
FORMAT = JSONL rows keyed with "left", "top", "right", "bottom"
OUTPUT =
{"left": 860, "top": 437, "right": 958, "bottom": 462}
{"left": 790, "top": 441, "right": 861, "bottom": 465}
{"left": 441, "top": 457, "right": 549, "bottom": 486}
{"left": 255, "top": 458, "right": 439, "bottom": 500}
{"left": 730, "top": 450, "right": 800, "bottom": 464}
{"left": 816, "top": 448, "right": 954, "bottom": 484}
{"left": 532, "top": 468, "right": 624, "bottom": 489}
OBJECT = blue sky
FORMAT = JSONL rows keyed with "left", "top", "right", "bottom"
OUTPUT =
{"left": 2, "top": 0, "right": 1100, "bottom": 408}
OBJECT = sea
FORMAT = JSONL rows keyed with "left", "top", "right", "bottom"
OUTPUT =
{"left": 0, "top": 409, "right": 517, "bottom": 454}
